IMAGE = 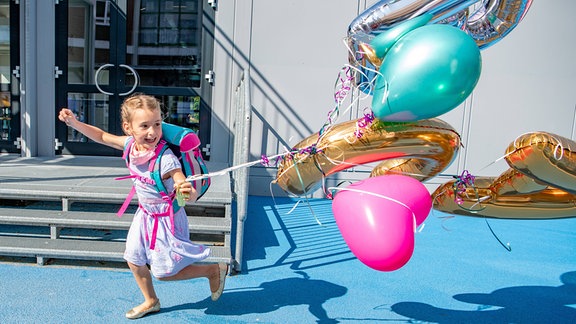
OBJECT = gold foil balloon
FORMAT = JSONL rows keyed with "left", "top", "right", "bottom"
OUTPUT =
{"left": 433, "top": 132, "right": 576, "bottom": 219}
{"left": 357, "top": 43, "right": 382, "bottom": 68}
{"left": 274, "top": 118, "right": 461, "bottom": 196}
{"left": 504, "top": 132, "right": 576, "bottom": 194}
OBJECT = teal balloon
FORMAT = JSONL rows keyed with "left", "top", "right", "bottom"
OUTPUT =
{"left": 370, "top": 13, "right": 432, "bottom": 59}
{"left": 371, "top": 24, "right": 482, "bottom": 122}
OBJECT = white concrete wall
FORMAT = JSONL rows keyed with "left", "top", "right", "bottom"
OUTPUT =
{"left": 439, "top": 0, "right": 576, "bottom": 181}
{"left": 212, "top": 0, "right": 576, "bottom": 197}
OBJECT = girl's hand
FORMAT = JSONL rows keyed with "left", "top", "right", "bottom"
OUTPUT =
{"left": 175, "top": 180, "right": 198, "bottom": 203}
{"left": 58, "top": 108, "right": 77, "bottom": 126}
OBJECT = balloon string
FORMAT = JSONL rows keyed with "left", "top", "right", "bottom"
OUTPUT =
{"left": 276, "top": 110, "right": 375, "bottom": 185}
{"left": 317, "top": 65, "right": 353, "bottom": 141}
{"left": 285, "top": 199, "right": 302, "bottom": 214}
{"left": 430, "top": 192, "right": 456, "bottom": 231}
{"left": 484, "top": 218, "right": 512, "bottom": 252}
{"left": 346, "top": 109, "right": 375, "bottom": 144}
{"left": 333, "top": 65, "right": 354, "bottom": 104}
{"left": 268, "top": 160, "right": 324, "bottom": 226}
{"left": 448, "top": 169, "right": 487, "bottom": 213}
{"left": 442, "top": 171, "right": 512, "bottom": 251}
{"left": 454, "top": 132, "right": 574, "bottom": 252}
{"left": 343, "top": 36, "right": 359, "bottom": 64}
{"left": 274, "top": 144, "right": 326, "bottom": 186}
{"left": 432, "top": 187, "right": 510, "bottom": 251}
{"left": 238, "top": 119, "right": 465, "bottom": 208}
{"left": 316, "top": 63, "right": 377, "bottom": 147}
{"left": 281, "top": 119, "right": 463, "bottom": 187}
{"left": 477, "top": 150, "right": 515, "bottom": 173}
{"left": 325, "top": 180, "right": 352, "bottom": 200}
{"left": 185, "top": 152, "right": 286, "bottom": 182}
{"left": 479, "top": 133, "right": 566, "bottom": 173}
{"left": 329, "top": 186, "right": 417, "bottom": 232}
{"left": 268, "top": 185, "right": 324, "bottom": 228}
{"left": 292, "top": 159, "right": 323, "bottom": 226}
{"left": 187, "top": 63, "right": 379, "bottom": 185}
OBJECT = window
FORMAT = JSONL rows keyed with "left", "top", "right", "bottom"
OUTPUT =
{"left": 139, "top": 0, "right": 201, "bottom": 47}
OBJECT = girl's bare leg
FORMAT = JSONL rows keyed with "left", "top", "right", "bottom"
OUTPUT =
{"left": 158, "top": 263, "right": 221, "bottom": 293}
{"left": 127, "top": 262, "right": 159, "bottom": 311}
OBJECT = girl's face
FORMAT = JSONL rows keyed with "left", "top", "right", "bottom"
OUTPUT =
{"left": 123, "top": 108, "right": 163, "bottom": 151}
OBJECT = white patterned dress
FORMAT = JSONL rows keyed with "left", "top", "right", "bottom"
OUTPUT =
{"left": 122, "top": 144, "right": 211, "bottom": 278}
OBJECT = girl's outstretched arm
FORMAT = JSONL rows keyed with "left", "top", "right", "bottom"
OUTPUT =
{"left": 58, "top": 108, "right": 127, "bottom": 151}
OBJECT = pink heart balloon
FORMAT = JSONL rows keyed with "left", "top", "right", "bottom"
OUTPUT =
{"left": 332, "top": 175, "right": 432, "bottom": 271}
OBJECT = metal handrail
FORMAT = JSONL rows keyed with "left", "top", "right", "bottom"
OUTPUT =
{"left": 232, "top": 70, "right": 252, "bottom": 273}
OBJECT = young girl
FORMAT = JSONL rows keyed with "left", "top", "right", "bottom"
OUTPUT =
{"left": 58, "top": 94, "right": 227, "bottom": 319}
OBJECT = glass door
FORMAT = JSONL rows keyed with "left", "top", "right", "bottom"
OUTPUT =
{"left": 0, "top": 0, "right": 20, "bottom": 154}
{"left": 56, "top": 0, "right": 213, "bottom": 157}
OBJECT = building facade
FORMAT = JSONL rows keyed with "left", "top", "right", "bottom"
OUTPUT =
{"left": 1, "top": 0, "right": 575, "bottom": 196}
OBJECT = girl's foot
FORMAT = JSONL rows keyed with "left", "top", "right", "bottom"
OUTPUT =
{"left": 125, "top": 299, "right": 160, "bottom": 319}
{"left": 210, "top": 263, "right": 228, "bottom": 301}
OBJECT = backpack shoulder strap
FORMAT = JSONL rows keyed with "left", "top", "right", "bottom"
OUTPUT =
{"left": 149, "top": 140, "right": 170, "bottom": 196}
{"left": 122, "top": 137, "right": 135, "bottom": 164}
{"left": 116, "top": 137, "right": 137, "bottom": 217}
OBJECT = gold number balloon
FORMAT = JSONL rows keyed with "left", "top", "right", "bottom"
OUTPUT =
{"left": 505, "top": 132, "right": 576, "bottom": 194}
{"left": 274, "top": 118, "right": 461, "bottom": 196}
{"left": 433, "top": 132, "right": 576, "bottom": 219}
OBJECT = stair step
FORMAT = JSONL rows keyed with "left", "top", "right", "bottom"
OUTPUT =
{"left": 0, "top": 235, "right": 231, "bottom": 265}
{"left": 0, "top": 157, "right": 236, "bottom": 271}
{"left": 0, "top": 207, "right": 231, "bottom": 234}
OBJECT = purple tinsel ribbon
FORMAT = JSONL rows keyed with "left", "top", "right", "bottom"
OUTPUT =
{"left": 354, "top": 111, "right": 375, "bottom": 138}
{"left": 334, "top": 66, "right": 354, "bottom": 104}
{"left": 270, "top": 143, "right": 323, "bottom": 166}
{"left": 453, "top": 170, "right": 475, "bottom": 205}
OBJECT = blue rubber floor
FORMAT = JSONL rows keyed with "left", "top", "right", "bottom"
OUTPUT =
{"left": 1, "top": 196, "right": 576, "bottom": 323}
